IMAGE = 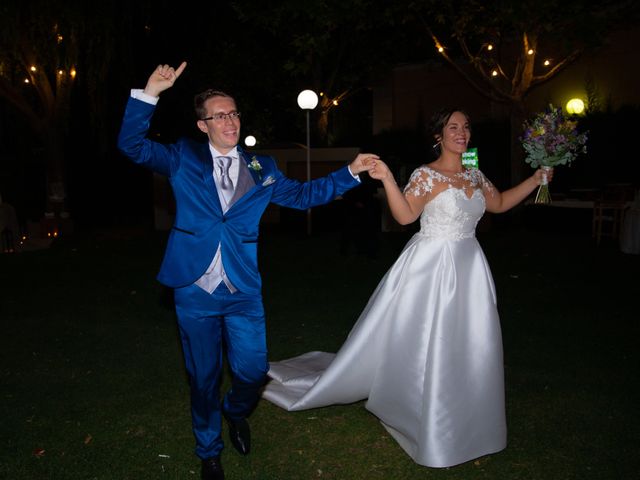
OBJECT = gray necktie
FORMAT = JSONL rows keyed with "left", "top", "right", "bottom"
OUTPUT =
{"left": 216, "top": 156, "right": 234, "bottom": 205}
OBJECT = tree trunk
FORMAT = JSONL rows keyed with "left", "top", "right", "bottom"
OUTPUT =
{"left": 315, "top": 95, "right": 333, "bottom": 145}
{"left": 317, "top": 109, "right": 329, "bottom": 145}
{"left": 509, "top": 100, "right": 528, "bottom": 186}
{"left": 507, "top": 100, "right": 532, "bottom": 223}
{"left": 42, "top": 126, "right": 67, "bottom": 214}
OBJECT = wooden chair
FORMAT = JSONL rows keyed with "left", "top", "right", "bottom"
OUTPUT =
{"left": 592, "top": 184, "right": 633, "bottom": 245}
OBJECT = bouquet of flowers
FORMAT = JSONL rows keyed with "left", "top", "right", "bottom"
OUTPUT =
{"left": 521, "top": 105, "right": 588, "bottom": 204}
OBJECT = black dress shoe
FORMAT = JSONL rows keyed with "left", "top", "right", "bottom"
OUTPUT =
{"left": 201, "top": 456, "right": 224, "bottom": 480}
{"left": 223, "top": 411, "right": 251, "bottom": 455}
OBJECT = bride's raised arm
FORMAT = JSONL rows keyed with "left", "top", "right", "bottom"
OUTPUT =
{"left": 368, "top": 160, "right": 427, "bottom": 225}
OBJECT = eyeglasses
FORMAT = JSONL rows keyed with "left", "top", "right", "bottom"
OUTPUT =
{"left": 202, "top": 112, "right": 241, "bottom": 122}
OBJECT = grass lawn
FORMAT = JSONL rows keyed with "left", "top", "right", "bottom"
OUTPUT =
{"left": 1, "top": 218, "right": 638, "bottom": 479}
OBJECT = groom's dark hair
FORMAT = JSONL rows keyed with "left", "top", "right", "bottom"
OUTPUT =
{"left": 194, "top": 89, "right": 235, "bottom": 120}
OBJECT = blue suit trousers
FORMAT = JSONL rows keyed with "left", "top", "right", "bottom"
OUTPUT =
{"left": 174, "top": 282, "right": 269, "bottom": 459}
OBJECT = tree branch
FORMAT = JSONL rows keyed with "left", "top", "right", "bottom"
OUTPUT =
{"left": 426, "top": 27, "right": 513, "bottom": 104}
{"left": 531, "top": 49, "right": 582, "bottom": 87}
{"left": 0, "top": 78, "right": 44, "bottom": 132}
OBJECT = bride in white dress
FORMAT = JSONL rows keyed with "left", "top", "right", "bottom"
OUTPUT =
{"left": 262, "top": 109, "right": 552, "bottom": 468}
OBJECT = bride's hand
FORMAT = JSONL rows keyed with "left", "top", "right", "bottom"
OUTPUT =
{"left": 368, "top": 159, "right": 394, "bottom": 183}
{"left": 349, "top": 153, "right": 379, "bottom": 175}
{"left": 533, "top": 167, "right": 554, "bottom": 185}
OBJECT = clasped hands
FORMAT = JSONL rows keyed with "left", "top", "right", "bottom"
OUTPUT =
{"left": 349, "top": 155, "right": 393, "bottom": 183}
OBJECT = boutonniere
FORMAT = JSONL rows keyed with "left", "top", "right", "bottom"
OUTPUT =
{"left": 248, "top": 156, "right": 263, "bottom": 179}
{"left": 262, "top": 175, "right": 275, "bottom": 187}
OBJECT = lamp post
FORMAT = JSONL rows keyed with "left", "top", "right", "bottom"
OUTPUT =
{"left": 297, "top": 89, "right": 319, "bottom": 235}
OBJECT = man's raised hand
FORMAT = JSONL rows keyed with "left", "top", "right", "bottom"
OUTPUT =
{"left": 143, "top": 61, "right": 187, "bottom": 97}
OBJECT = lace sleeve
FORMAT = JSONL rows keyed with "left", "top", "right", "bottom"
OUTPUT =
{"left": 474, "top": 169, "right": 498, "bottom": 198}
{"left": 403, "top": 166, "right": 434, "bottom": 197}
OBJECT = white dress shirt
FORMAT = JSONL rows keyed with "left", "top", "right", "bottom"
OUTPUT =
{"left": 210, "top": 146, "right": 239, "bottom": 209}
{"left": 194, "top": 145, "right": 240, "bottom": 294}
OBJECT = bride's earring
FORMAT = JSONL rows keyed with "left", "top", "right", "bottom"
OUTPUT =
{"left": 432, "top": 137, "right": 441, "bottom": 149}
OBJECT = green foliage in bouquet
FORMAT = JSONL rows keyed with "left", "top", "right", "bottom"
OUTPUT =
{"left": 521, "top": 105, "right": 588, "bottom": 168}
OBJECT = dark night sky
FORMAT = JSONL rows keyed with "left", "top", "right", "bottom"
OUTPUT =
{"left": 1, "top": 1, "right": 638, "bottom": 230}
{"left": 0, "top": 1, "right": 430, "bottom": 228}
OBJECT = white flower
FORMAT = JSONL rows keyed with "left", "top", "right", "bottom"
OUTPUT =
{"left": 249, "top": 156, "right": 262, "bottom": 172}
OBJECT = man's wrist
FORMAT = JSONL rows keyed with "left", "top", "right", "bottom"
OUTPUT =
{"left": 347, "top": 164, "right": 361, "bottom": 181}
{"left": 131, "top": 89, "right": 159, "bottom": 105}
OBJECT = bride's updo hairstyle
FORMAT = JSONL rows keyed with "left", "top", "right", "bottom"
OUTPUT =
{"left": 427, "top": 107, "right": 470, "bottom": 159}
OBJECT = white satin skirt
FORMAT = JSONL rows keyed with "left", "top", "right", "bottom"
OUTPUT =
{"left": 263, "top": 234, "right": 507, "bottom": 467}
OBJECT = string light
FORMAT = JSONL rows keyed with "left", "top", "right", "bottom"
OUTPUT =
{"left": 58, "top": 70, "right": 65, "bottom": 76}
{"left": 24, "top": 78, "right": 30, "bottom": 84}
{"left": 70, "top": 68, "right": 77, "bottom": 78}
{"left": 56, "top": 34, "right": 63, "bottom": 43}
{"left": 486, "top": 44, "right": 494, "bottom": 51}
{"left": 437, "top": 44, "right": 444, "bottom": 53}
{"left": 30, "top": 66, "right": 37, "bottom": 72}
{"left": 527, "top": 49, "right": 534, "bottom": 55}
{"left": 491, "top": 70, "right": 498, "bottom": 77}
{"left": 332, "top": 99, "right": 338, "bottom": 106}
{"left": 543, "top": 59, "right": 551, "bottom": 66}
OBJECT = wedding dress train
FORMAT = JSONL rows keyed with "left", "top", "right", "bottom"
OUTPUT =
{"left": 263, "top": 167, "right": 507, "bottom": 467}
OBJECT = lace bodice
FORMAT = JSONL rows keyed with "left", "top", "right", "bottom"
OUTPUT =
{"left": 404, "top": 166, "right": 494, "bottom": 240}
{"left": 417, "top": 188, "right": 485, "bottom": 239}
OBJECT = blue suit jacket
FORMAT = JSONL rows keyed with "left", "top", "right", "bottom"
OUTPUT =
{"left": 117, "top": 97, "right": 360, "bottom": 294}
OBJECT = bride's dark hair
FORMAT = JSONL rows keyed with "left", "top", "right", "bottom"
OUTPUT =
{"left": 427, "top": 108, "right": 470, "bottom": 158}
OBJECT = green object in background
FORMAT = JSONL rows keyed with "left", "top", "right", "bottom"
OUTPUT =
{"left": 462, "top": 147, "right": 479, "bottom": 168}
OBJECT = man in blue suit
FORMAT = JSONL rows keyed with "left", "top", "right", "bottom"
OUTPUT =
{"left": 117, "top": 62, "right": 377, "bottom": 480}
